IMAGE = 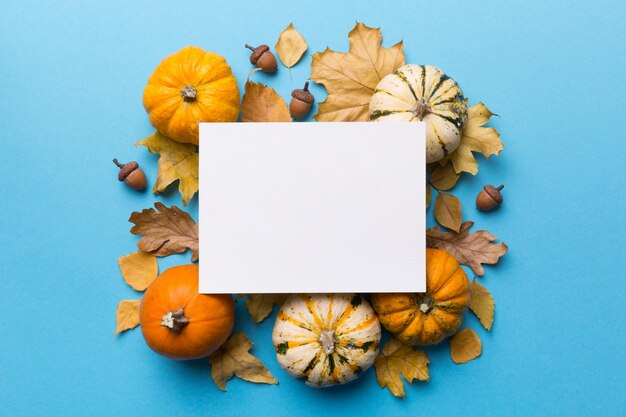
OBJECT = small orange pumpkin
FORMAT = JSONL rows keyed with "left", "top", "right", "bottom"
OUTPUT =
{"left": 139, "top": 264, "right": 234, "bottom": 360}
{"left": 371, "top": 248, "right": 469, "bottom": 346}
{"left": 143, "top": 46, "right": 240, "bottom": 145}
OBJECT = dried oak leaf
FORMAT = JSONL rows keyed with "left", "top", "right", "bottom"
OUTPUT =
{"left": 118, "top": 251, "right": 158, "bottom": 291}
{"left": 114, "top": 299, "right": 141, "bottom": 335}
{"left": 129, "top": 202, "right": 199, "bottom": 262}
{"left": 430, "top": 163, "right": 460, "bottom": 191}
{"left": 275, "top": 23, "right": 307, "bottom": 68}
{"left": 209, "top": 332, "right": 278, "bottom": 391}
{"left": 310, "top": 22, "right": 405, "bottom": 121}
{"left": 244, "top": 294, "right": 289, "bottom": 324}
{"left": 469, "top": 280, "right": 495, "bottom": 331}
{"left": 374, "top": 338, "right": 429, "bottom": 398}
{"left": 449, "top": 328, "right": 482, "bottom": 364}
{"left": 426, "top": 221, "right": 508, "bottom": 276}
{"left": 434, "top": 192, "right": 462, "bottom": 232}
{"left": 136, "top": 132, "right": 198, "bottom": 206}
{"left": 241, "top": 80, "right": 291, "bottom": 122}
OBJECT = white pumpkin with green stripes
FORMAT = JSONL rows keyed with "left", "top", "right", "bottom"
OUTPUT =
{"left": 272, "top": 293, "right": 381, "bottom": 388}
{"left": 369, "top": 64, "right": 468, "bottom": 163}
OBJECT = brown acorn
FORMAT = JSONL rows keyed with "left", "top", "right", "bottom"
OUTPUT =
{"left": 476, "top": 184, "right": 504, "bottom": 211}
{"left": 245, "top": 44, "right": 277, "bottom": 72}
{"left": 289, "top": 82, "right": 315, "bottom": 120}
{"left": 113, "top": 159, "right": 147, "bottom": 191}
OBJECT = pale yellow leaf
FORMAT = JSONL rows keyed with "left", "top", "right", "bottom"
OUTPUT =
{"left": 114, "top": 299, "right": 141, "bottom": 335}
{"left": 118, "top": 251, "right": 158, "bottom": 291}
{"left": 426, "top": 183, "right": 432, "bottom": 209}
{"left": 449, "top": 328, "right": 482, "bottom": 364}
{"left": 245, "top": 294, "right": 289, "bottom": 324}
{"left": 241, "top": 81, "right": 291, "bottom": 122}
{"left": 374, "top": 338, "right": 429, "bottom": 398}
{"left": 430, "top": 163, "right": 460, "bottom": 191}
{"left": 434, "top": 193, "right": 462, "bottom": 232}
{"left": 275, "top": 23, "right": 307, "bottom": 68}
{"left": 469, "top": 280, "right": 495, "bottom": 331}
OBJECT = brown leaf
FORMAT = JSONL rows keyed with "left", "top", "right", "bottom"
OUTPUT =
{"left": 118, "top": 251, "right": 158, "bottom": 291}
{"left": 114, "top": 299, "right": 141, "bottom": 335}
{"left": 434, "top": 193, "right": 462, "bottom": 232}
{"left": 275, "top": 23, "right": 307, "bottom": 68}
{"left": 426, "top": 221, "right": 508, "bottom": 276}
{"left": 426, "top": 183, "right": 432, "bottom": 209}
{"left": 241, "top": 81, "right": 291, "bottom": 122}
{"left": 449, "top": 328, "right": 482, "bottom": 364}
{"left": 430, "top": 163, "right": 460, "bottom": 191}
{"left": 245, "top": 294, "right": 289, "bottom": 324}
{"left": 469, "top": 280, "right": 495, "bottom": 331}
{"left": 310, "top": 22, "right": 405, "bottom": 121}
{"left": 375, "top": 338, "right": 429, "bottom": 398}
{"left": 209, "top": 332, "right": 278, "bottom": 391}
{"left": 129, "top": 202, "right": 199, "bottom": 262}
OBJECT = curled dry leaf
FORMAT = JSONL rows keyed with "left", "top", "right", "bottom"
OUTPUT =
{"left": 426, "top": 221, "right": 508, "bottom": 276}
{"left": 241, "top": 80, "right": 291, "bottom": 122}
{"left": 245, "top": 294, "right": 289, "bottom": 324}
{"left": 114, "top": 299, "right": 141, "bottom": 335}
{"left": 310, "top": 22, "right": 405, "bottom": 121}
{"left": 375, "top": 338, "right": 429, "bottom": 398}
{"left": 469, "top": 280, "right": 495, "bottom": 331}
{"left": 430, "top": 163, "right": 460, "bottom": 191}
{"left": 275, "top": 23, "right": 307, "bottom": 68}
{"left": 434, "top": 192, "right": 462, "bottom": 232}
{"left": 118, "top": 251, "right": 158, "bottom": 291}
{"left": 209, "top": 332, "right": 278, "bottom": 391}
{"left": 136, "top": 132, "right": 198, "bottom": 206}
{"left": 449, "top": 328, "right": 482, "bottom": 364}
{"left": 129, "top": 202, "right": 199, "bottom": 262}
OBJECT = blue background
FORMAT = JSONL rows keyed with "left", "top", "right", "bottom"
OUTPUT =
{"left": 1, "top": 1, "right": 624, "bottom": 416}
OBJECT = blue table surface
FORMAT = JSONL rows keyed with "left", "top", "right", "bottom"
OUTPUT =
{"left": 1, "top": 1, "right": 625, "bottom": 416}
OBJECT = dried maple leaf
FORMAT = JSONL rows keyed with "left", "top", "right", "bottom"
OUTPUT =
{"left": 426, "top": 221, "right": 508, "bottom": 276}
{"left": 136, "top": 132, "right": 198, "bottom": 206}
{"left": 429, "top": 163, "right": 460, "bottom": 191}
{"left": 374, "top": 338, "right": 429, "bottom": 398}
{"left": 118, "top": 251, "right": 158, "bottom": 291}
{"left": 241, "top": 80, "right": 291, "bottom": 122}
{"left": 434, "top": 192, "right": 462, "bottom": 232}
{"left": 449, "top": 328, "right": 482, "bottom": 364}
{"left": 114, "top": 299, "right": 141, "bottom": 335}
{"left": 310, "top": 22, "right": 405, "bottom": 121}
{"left": 244, "top": 294, "right": 289, "bottom": 324}
{"left": 275, "top": 23, "right": 307, "bottom": 68}
{"left": 129, "top": 202, "right": 199, "bottom": 262}
{"left": 209, "top": 332, "right": 278, "bottom": 391}
{"left": 469, "top": 280, "right": 495, "bottom": 331}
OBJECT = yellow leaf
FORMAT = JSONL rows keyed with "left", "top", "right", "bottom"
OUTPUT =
{"left": 245, "top": 294, "right": 289, "bottom": 324}
{"left": 241, "top": 81, "right": 291, "bottom": 122}
{"left": 114, "top": 299, "right": 141, "bottom": 335}
{"left": 136, "top": 132, "right": 198, "bottom": 206}
{"left": 118, "top": 251, "right": 158, "bottom": 291}
{"left": 469, "top": 280, "right": 495, "bottom": 331}
{"left": 430, "top": 163, "right": 460, "bottom": 191}
{"left": 426, "top": 183, "right": 432, "bottom": 209}
{"left": 434, "top": 193, "right": 462, "bottom": 232}
{"left": 310, "top": 22, "right": 405, "bottom": 121}
{"left": 275, "top": 23, "right": 307, "bottom": 68}
{"left": 209, "top": 332, "right": 278, "bottom": 391}
{"left": 374, "top": 338, "right": 429, "bottom": 398}
{"left": 449, "top": 328, "right": 482, "bottom": 364}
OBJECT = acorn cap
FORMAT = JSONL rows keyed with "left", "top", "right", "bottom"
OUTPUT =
{"left": 118, "top": 161, "right": 138, "bottom": 181}
{"left": 249, "top": 44, "right": 270, "bottom": 65}
{"left": 292, "top": 83, "right": 315, "bottom": 104}
{"left": 483, "top": 184, "right": 504, "bottom": 204}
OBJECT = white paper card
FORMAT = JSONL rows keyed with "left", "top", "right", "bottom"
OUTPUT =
{"left": 199, "top": 122, "right": 425, "bottom": 294}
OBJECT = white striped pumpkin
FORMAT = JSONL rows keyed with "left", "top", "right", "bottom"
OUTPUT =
{"left": 369, "top": 64, "right": 468, "bottom": 163}
{"left": 272, "top": 293, "right": 381, "bottom": 388}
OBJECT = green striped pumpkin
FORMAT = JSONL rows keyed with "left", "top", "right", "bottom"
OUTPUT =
{"left": 369, "top": 64, "right": 468, "bottom": 163}
{"left": 272, "top": 293, "right": 381, "bottom": 388}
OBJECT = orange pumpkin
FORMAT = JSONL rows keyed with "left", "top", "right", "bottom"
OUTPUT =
{"left": 143, "top": 46, "right": 240, "bottom": 145}
{"left": 139, "top": 264, "right": 234, "bottom": 360}
{"left": 371, "top": 248, "right": 469, "bottom": 346}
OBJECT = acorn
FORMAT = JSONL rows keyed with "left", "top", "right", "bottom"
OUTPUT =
{"left": 113, "top": 159, "right": 147, "bottom": 191}
{"left": 289, "top": 82, "right": 315, "bottom": 120}
{"left": 245, "top": 44, "right": 277, "bottom": 72}
{"left": 476, "top": 184, "right": 504, "bottom": 211}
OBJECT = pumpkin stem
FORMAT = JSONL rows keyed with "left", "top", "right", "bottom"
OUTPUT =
{"left": 319, "top": 330, "right": 336, "bottom": 355}
{"left": 412, "top": 98, "right": 431, "bottom": 119}
{"left": 161, "top": 306, "right": 190, "bottom": 333}
{"left": 417, "top": 295, "right": 435, "bottom": 314}
{"left": 181, "top": 85, "right": 197, "bottom": 102}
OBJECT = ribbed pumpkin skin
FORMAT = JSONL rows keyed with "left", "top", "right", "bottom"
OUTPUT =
{"left": 143, "top": 46, "right": 240, "bottom": 145}
{"left": 139, "top": 265, "right": 235, "bottom": 360}
{"left": 369, "top": 64, "right": 468, "bottom": 163}
{"left": 272, "top": 294, "right": 381, "bottom": 388}
{"left": 371, "top": 249, "right": 469, "bottom": 346}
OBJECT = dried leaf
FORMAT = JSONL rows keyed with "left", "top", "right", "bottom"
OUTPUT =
{"left": 118, "top": 251, "right": 158, "bottom": 291}
{"left": 245, "top": 294, "right": 289, "bottom": 324}
{"left": 449, "top": 328, "right": 482, "bottom": 364}
{"left": 209, "top": 332, "right": 278, "bottom": 391}
{"left": 275, "top": 23, "right": 307, "bottom": 68}
{"left": 426, "top": 221, "right": 508, "bottom": 276}
{"left": 136, "top": 132, "right": 198, "bottom": 206}
{"left": 426, "top": 183, "right": 432, "bottom": 209}
{"left": 375, "top": 338, "right": 429, "bottom": 398}
{"left": 114, "top": 299, "right": 141, "bottom": 335}
{"left": 469, "top": 280, "right": 495, "bottom": 330}
{"left": 241, "top": 80, "right": 291, "bottom": 122}
{"left": 434, "top": 193, "right": 462, "bottom": 232}
{"left": 129, "top": 202, "right": 199, "bottom": 262}
{"left": 310, "top": 22, "right": 405, "bottom": 121}
{"left": 430, "top": 163, "right": 460, "bottom": 191}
